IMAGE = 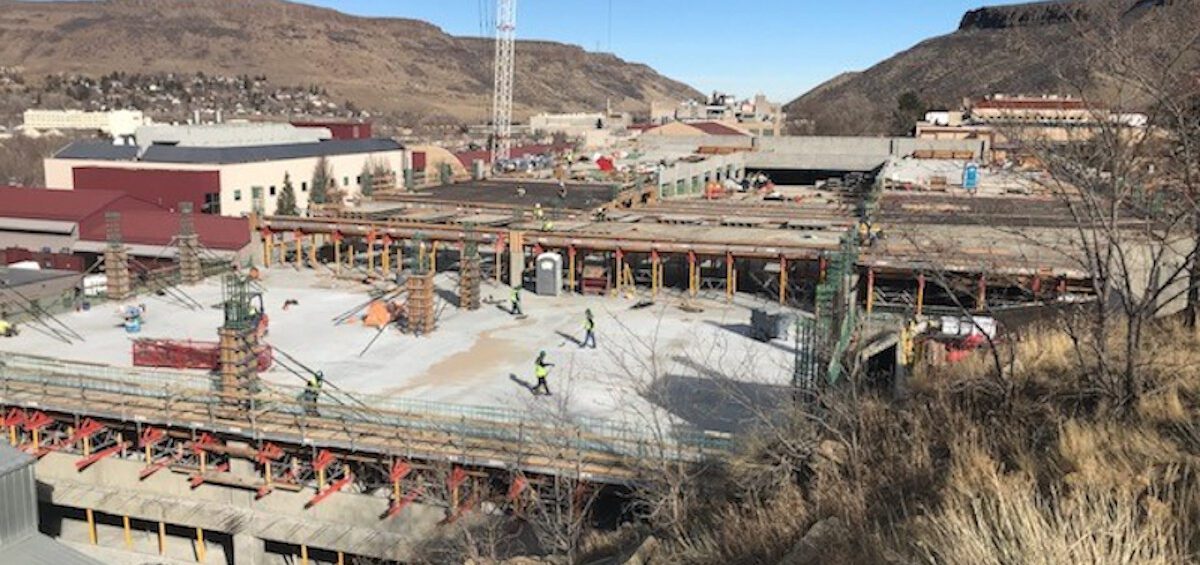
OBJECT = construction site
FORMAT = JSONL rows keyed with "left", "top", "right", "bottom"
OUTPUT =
{"left": 0, "top": 1, "right": 1162, "bottom": 564}
{"left": 0, "top": 158, "right": 1112, "bottom": 562}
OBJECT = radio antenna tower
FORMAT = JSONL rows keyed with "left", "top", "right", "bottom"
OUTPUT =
{"left": 491, "top": 0, "right": 517, "bottom": 165}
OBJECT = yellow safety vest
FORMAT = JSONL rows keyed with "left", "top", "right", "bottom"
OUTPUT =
{"left": 0, "top": 320, "right": 10, "bottom": 334}
{"left": 535, "top": 364, "right": 549, "bottom": 378}
{"left": 584, "top": 318, "right": 594, "bottom": 331}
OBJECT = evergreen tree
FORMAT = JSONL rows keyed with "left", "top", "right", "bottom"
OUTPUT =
{"left": 275, "top": 172, "right": 298, "bottom": 216}
{"left": 311, "top": 156, "right": 332, "bottom": 205}
{"left": 360, "top": 161, "right": 374, "bottom": 197}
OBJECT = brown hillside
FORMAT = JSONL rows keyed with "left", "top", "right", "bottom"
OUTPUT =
{"left": 0, "top": 0, "right": 700, "bottom": 122}
{"left": 784, "top": 0, "right": 1182, "bottom": 135}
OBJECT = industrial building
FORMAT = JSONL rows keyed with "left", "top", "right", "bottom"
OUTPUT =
{"left": 0, "top": 186, "right": 252, "bottom": 268}
{"left": 44, "top": 123, "right": 408, "bottom": 217}
{"left": 22, "top": 109, "right": 150, "bottom": 139}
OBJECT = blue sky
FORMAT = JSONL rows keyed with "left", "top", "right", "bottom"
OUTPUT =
{"left": 300, "top": 1, "right": 1026, "bottom": 102}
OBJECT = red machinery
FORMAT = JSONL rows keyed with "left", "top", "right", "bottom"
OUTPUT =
{"left": 132, "top": 339, "right": 273, "bottom": 371}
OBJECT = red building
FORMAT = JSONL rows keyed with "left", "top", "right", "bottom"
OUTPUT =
{"left": 0, "top": 186, "right": 251, "bottom": 270}
{"left": 290, "top": 120, "right": 373, "bottom": 140}
{"left": 72, "top": 167, "right": 221, "bottom": 213}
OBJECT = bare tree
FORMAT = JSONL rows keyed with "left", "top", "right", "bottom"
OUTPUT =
{"left": 994, "top": 0, "right": 1200, "bottom": 409}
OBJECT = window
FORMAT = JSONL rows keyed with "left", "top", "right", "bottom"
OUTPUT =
{"left": 356, "top": 175, "right": 362, "bottom": 185}
{"left": 301, "top": 181, "right": 308, "bottom": 192}
{"left": 234, "top": 189, "right": 242, "bottom": 201}
{"left": 203, "top": 193, "right": 221, "bottom": 215}
{"left": 269, "top": 185, "right": 276, "bottom": 196}
{"left": 343, "top": 177, "right": 349, "bottom": 187}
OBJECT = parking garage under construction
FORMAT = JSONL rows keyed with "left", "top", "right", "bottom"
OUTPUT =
{"left": 0, "top": 162, "right": 1109, "bottom": 563}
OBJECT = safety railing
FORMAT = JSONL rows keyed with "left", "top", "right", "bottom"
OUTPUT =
{"left": 0, "top": 352, "right": 731, "bottom": 464}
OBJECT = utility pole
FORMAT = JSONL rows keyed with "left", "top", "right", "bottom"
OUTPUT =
{"left": 491, "top": 0, "right": 517, "bottom": 165}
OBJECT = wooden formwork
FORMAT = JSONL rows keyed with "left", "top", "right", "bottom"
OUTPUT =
{"left": 459, "top": 255, "right": 482, "bottom": 311}
{"left": 406, "top": 273, "right": 436, "bottom": 334}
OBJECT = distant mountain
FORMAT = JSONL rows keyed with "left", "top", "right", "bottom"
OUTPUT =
{"left": 0, "top": 0, "right": 701, "bottom": 123}
{"left": 784, "top": 0, "right": 1178, "bottom": 135}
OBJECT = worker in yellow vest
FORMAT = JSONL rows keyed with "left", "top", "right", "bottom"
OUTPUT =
{"left": 0, "top": 317, "right": 16, "bottom": 337}
{"left": 581, "top": 308, "right": 596, "bottom": 348}
{"left": 532, "top": 351, "right": 554, "bottom": 396}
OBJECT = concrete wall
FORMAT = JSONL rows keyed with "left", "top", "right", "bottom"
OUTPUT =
{"left": 748, "top": 136, "right": 990, "bottom": 172}
{"left": 34, "top": 452, "right": 454, "bottom": 563}
{"left": 638, "top": 134, "right": 754, "bottom": 153}
{"left": 657, "top": 152, "right": 746, "bottom": 197}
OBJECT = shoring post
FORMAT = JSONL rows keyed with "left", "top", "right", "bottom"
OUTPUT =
{"left": 382, "top": 235, "right": 392, "bottom": 274}
{"left": 916, "top": 273, "right": 926, "bottom": 317}
{"left": 568, "top": 246, "right": 577, "bottom": 293}
{"left": 688, "top": 251, "right": 698, "bottom": 297}
{"left": 397, "top": 239, "right": 405, "bottom": 274}
{"left": 337, "top": 551, "right": 345, "bottom": 565}
{"left": 333, "top": 231, "right": 342, "bottom": 275}
{"left": 1031, "top": 274, "right": 1042, "bottom": 298}
{"left": 367, "top": 230, "right": 377, "bottom": 273}
{"left": 308, "top": 234, "right": 317, "bottom": 269}
{"left": 301, "top": 543, "right": 309, "bottom": 565}
{"left": 977, "top": 274, "right": 987, "bottom": 313}
{"left": 819, "top": 255, "right": 828, "bottom": 283}
{"left": 158, "top": 521, "right": 166, "bottom": 556}
{"left": 293, "top": 230, "right": 302, "bottom": 268}
{"left": 615, "top": 249, "right": 624, "bottom": 295}
{"left": 779, "top": 256, "right": 788, "bottom": 305}
{"left": 725, "top": 252, "right": 734, "bottom": 301}
{"left": 431, "top": 241, "right": 439, "bottom": 272}
{"left": 123, "top": 515, "right": 133, "bottom": 549}
{"left": 262, "top": 230, "right": 272, "bottom": 267}
{"left": 195, "top": 527, "right": 206, "bottom": 562}
{"left": 866, "top": 268, "right": 876, "bottom": 314}
{"left": 86, "top": 508, "right": 97, "bottom": 545}
{"left": 651, "top": 250, "right": 660, "bottom": 297}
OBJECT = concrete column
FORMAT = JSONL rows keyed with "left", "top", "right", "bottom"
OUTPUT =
{"left": 508, "top": 231, "right": 524, "bottom": 288}
{"left": 234, "top": 533, "right": 267, "bottom": 565}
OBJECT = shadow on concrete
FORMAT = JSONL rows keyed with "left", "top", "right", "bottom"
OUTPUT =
{"left": 435, "top": 287, "right": 461, "bottom": 309}
{"left": 554, "top": 330, "right": 583, "bottom": 347}
{"left": 702, "top": 320, "right": 798, "bottom": 355}
{"left": 509, "top": 374, "right": 538, "bottom": 395}
{"left": 646, "top": 374, "right": 792, "bottom": 434}
{"left": 641, "top": 355, "right": 793, "bottom": 434}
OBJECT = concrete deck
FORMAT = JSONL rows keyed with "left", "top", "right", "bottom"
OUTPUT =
{"left": 0, "top": 269, "right": 800, "bottom": 434}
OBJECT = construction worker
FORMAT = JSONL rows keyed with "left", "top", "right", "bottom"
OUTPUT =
{"left": 510, "top": 286, "right": 523, "bottom": 316}
{"left": 581, "top": 308, "right": 596, "bottom": 348}
{"left": 532, "top": 351, "right": 554, "bottom": 395}
{"left": 303, "top": 371, "right": 325, "bottom": 415}
{"left": 0, "top": 317, "right": 16, "bottom": 338}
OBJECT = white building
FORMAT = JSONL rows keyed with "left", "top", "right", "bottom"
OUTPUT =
{"left": 22, "top": 109, "right": 149, "bottom": 138}
{"left": 43, "top": 124, "right": 407, "bottom": 217}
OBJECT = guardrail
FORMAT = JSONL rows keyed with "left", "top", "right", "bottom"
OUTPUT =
{"left": 0, "top": 352, "right": 731, "bottom": 466}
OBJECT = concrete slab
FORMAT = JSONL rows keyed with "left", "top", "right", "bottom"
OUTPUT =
{"left": 0, "top": 269, "right": 800, "bottom": 433}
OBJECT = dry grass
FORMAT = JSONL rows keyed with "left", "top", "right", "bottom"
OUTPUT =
{"left": 644, "top": 321, "right": 1200, "bottom": 565}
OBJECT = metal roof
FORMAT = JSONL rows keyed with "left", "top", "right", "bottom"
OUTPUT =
{"left": 55, "top": 138, "right": 404, "bottom": 165}
{"left": 2, "top": 532, "right": 103, "bottom": 565}
{"left": 0, "top": 443, "right": 33, "bottom": 478}
{"left": 0, "top": 267, "right": 83, "bottom": 289}
{"left": 0, "top": 186, "right": 146, "bottom": 222}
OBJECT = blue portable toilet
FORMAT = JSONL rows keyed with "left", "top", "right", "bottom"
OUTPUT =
{"left": 963, "top": 162, "right": 980, "bottom": 192}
